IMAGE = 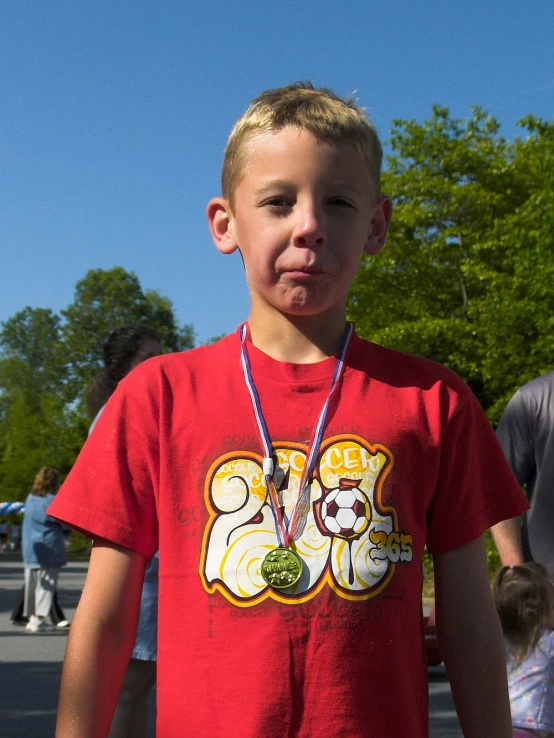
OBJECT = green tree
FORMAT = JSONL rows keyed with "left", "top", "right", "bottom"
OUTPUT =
{"left": 61, "top": 267, "right": 194, "bottom": 401}
{"left": 348, "top": 107, "right": 554, "bottom": 420}
{"left": 0, "top": 307, "right": 66, "bottom": 394}
{"left": 0, "top": 385, "right": 85, "bottom": 500}
{"left": 0, "top": 308, "right": 80, "bottom": 498}
{"left": 0, "top": 268, "right": 195, "bottom": 500}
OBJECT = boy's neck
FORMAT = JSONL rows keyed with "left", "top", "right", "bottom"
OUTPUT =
{"left": 246, "top": 309, "right": 350, "bottom": 364}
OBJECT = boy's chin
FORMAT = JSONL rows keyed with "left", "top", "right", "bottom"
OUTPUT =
{"left": 269, "top": 300, "right": 347, "bottom": 321}
{"left": 286, "top": 303, "right": 341, "bottom": 317}
{"left": 252, "top": 286, "right": 345, "bottom": 318}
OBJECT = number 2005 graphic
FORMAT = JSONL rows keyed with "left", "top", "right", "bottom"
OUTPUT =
{"left": 200, "top": 435, "right": 413, "bottom": 606}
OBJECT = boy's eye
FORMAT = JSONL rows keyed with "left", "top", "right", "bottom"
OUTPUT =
{"left": 328, "top": 197, "right": 355, "bottom": 208}
{"left": 263, "top": 197, "right": 291, "bottom": 208}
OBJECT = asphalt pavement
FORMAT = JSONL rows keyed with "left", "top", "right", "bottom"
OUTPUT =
{"left": 0, "top": 552, "right": 460, "bottom": 737}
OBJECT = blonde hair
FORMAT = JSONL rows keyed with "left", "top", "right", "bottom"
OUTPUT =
{"left": 31, "top": 467, "right": 61, "bottom": 497}
{"left": 493, "top": 563, "right": 553, "bottom": 666}
{"left": 222, "top": 81, "right": 383, "bottom": 209}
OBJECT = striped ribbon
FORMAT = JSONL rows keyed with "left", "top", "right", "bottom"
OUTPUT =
{"left": 0, "top": 501, "right": 25, "bottom": 515}
{"left": 239, "top": 322, "right": 353, "bottom": 548}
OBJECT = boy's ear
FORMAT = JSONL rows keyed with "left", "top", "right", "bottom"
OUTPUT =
{"left": 364, "top": 196, "right": 393, "bottom": 256}
{"left": 207, "top": 197, "right": 238, "bottom": 255}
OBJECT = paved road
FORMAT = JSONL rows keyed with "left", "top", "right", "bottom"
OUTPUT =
{"left": 0, "top": 553, "right": 460, "bottom": 737}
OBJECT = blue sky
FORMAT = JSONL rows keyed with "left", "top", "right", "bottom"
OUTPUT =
{"left": 1, "top": 0, "right": 552, "bottom": 344}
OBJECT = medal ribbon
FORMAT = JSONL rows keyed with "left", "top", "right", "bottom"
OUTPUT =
{"left": 239, "top": 322, "right": 353, "bottom": 548}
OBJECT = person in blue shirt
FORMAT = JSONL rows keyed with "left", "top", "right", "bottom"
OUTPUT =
{"left": 22, "top": 466, "right": 69, "bottom": 632}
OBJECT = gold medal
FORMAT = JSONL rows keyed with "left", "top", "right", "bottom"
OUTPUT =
{"left": 261, "top": 547, "right": 303, "bottom": 590}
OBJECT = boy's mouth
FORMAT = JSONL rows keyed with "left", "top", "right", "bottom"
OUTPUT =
{"left": 285, "top": 265, "right": 326, "bottom": 275}
{"left": 283, "top": 267, "right": 329, "bottom": 282}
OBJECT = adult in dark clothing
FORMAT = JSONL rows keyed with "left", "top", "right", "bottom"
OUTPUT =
{"left": 491, "top": 371, "right": 554, "bottom": 578}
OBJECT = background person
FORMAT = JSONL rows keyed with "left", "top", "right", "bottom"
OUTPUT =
{"left": 11, "top": 584, "right": 68, "bottom": 627}
{"left": 22, "top": 466, "right": 68, "bottom": 632}
{"left": 10, "top": 521, "right": 21, "bottom": 550}
{"left": 493, "top": 563, "right": 554, "bottom": 737}
{"left": 89, "top": 323, "right": 163, "bottom": 738}
{"left": 491, "top": 371, "right": 554, "bottom": 578}
{"left": 88, "top": 323, "right": 163, "bottom": 427}
{"left": 0, "top": 519, "right": 7, "bottom": 550}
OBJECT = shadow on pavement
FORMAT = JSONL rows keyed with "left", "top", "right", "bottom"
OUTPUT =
{"left": 0, "top": 661, "right": 61, "bottom": 738}
{"left": 0, "top": 661, "right": 156, "bottom": 738}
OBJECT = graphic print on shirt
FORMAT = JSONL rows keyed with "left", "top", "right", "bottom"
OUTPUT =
{"left": 200, "top": 434, "right": 412, "bottom": 606}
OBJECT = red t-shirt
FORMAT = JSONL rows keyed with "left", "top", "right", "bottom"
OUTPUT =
{"left": 49, "top": 328, "right": 528, "bottom": 737}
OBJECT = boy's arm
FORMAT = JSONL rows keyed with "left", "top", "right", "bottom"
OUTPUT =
{"left": 433, "top": 535, "right": 512, "bottom": 738}
{"left": 490, "top": 516, "right": 524, "bottom": 567}
{"left": 56, "top": 539, "right": 147, "bottom": 738}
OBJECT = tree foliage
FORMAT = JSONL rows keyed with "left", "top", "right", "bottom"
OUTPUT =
{"left": 0, "top": 307, "right": 66, "bottom": 395}
{"left": 61, "top": 267, "right": 194, "bottom": 399}
{"left": 348, "top": 107, "right": 554, "bottom": 420}
{"left": 0, "top": 267, "right": 194, "bottom": 500}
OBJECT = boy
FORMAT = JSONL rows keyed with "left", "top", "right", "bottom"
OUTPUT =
{"left": 50, "top": 82, "right": 528, "bottom": 737}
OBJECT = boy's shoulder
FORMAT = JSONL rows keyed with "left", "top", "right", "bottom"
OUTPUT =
{"left": 352, "top": 333, "right": 473, "bottom": 399}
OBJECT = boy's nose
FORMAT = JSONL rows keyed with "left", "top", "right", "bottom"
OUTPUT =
{"left": 293, "top": 207, "right": 327, "bottom": 248}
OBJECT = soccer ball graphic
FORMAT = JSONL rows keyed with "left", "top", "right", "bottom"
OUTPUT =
{"left": 320, "top": 479, "right": 371, "bottom": 539}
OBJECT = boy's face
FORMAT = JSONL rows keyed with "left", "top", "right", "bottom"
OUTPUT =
{"left": 208, "top": 126, "right": 391, "bottom": 322}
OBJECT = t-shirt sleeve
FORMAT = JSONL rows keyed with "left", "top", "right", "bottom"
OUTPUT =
{"left": 48, "top": 369, "right": 160, "bottom": 559}
{"left": 426, "top": 389, "right": 529, "bottom": 555}
{"left": 496, "top": 390, "right": 535, "bottom": 487}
